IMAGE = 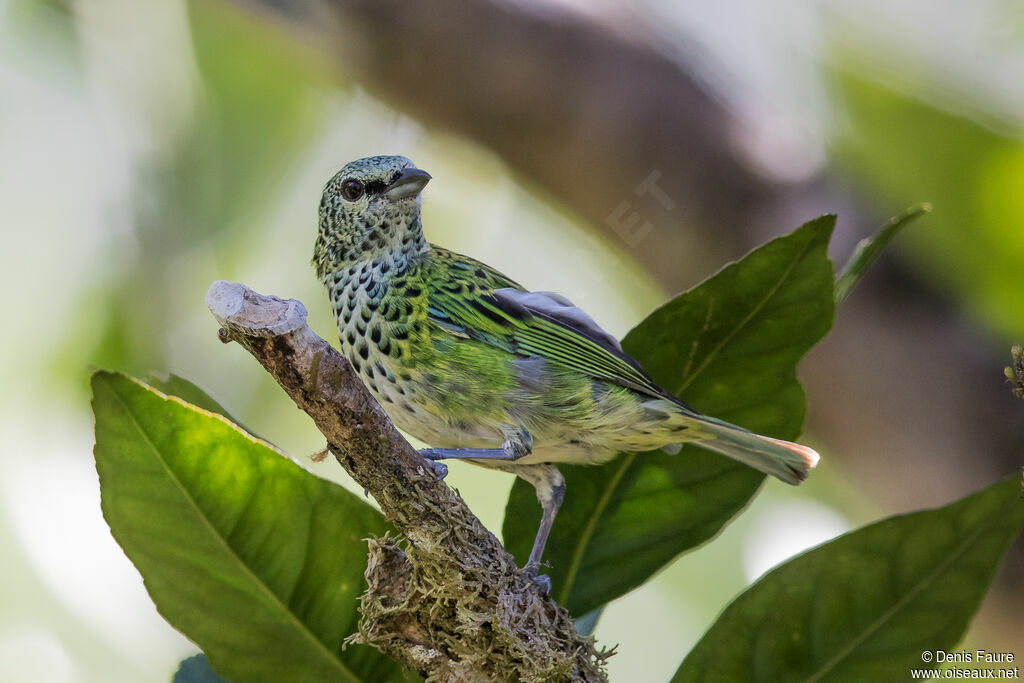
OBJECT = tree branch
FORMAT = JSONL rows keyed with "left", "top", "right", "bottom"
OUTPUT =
{"left": 205, "top": 280, "right": 609, "bottom": 682}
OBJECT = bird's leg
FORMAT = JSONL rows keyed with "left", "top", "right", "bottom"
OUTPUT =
{"left": 419, "top": 427, "right": 533, "bottom": 476}
{"left": 420, "top": 447, "right": 523, "bottom": 460}
{"left": 497, "top": 463, "right": 565, "bottom": 594}
{"left": 526, "top": 471, "right": 565, "bottom": 569}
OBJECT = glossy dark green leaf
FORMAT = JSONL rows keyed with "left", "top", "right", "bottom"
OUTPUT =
{"left": 92, "top": 371, "right": 407, "bottom": 683}
{"left": 504, "top": 217, "right": 835, "bottom": 616}
{"left": 673, "top": 475, "right": 1024, "bottom": 682}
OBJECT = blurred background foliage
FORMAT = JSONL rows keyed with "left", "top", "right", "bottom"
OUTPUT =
{"left": 1, "top": 0, "right": 1021, "bottom": 681}
{"left": 833, "top": 71, "right": 1024, "bottom": 342}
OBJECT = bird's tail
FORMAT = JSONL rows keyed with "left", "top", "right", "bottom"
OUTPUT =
{"left": 685, "top": 414, "right": 819, "bottom": 485}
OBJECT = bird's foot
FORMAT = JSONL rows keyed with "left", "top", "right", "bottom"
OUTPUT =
{"left": 532, "top": 574, "right": 552, "bottom": 594}
{"left": 523, "top": 563, "right": 552, "bottom": 594}
{"left": 418, "top": 450, "right": 450, "bottom": 481}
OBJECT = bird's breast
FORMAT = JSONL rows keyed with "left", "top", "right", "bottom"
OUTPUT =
{"left": 330, "top": 265, "right": 447, "bottom": 428}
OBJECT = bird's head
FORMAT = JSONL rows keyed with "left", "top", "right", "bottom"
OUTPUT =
{"left": 313, "top": 155, "right": 432, "bottom": 278}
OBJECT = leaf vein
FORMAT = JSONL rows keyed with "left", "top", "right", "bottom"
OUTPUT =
{"left": 103, "top": 378, "right": 357, "bottom": 682}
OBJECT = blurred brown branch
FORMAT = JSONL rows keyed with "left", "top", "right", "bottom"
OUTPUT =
{"left": 206, "top": 280, "right": 609, "bottom": 682}
{"left": 237, "top": 0, "right": 781, "bottom": 286}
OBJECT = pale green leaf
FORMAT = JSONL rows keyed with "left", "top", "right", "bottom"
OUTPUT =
{"left": 92, "top": 371, "right": 406, "bottom": 683}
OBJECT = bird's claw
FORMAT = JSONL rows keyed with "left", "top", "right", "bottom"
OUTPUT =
{"left": 425, "top": 458, "right": 448, "bottom": 481}
{"left": 523, "top": 564, "right": 552, "bottom": 594}
{"left": 531, "top": 573, "right": 552, "bottom": 594}
{"left": 418, "top": 449, "right": 450, "bottom": 481}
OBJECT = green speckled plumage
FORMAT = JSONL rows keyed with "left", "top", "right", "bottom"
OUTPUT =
{"left": 313, "top": 156, "right": 819, "bottom": 571}
{"left": 314, "top": 156, "right": 685, "bottom": 464}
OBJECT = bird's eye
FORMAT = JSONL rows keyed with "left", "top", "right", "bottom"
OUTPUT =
{"left": 340, "top": 178, "right": 364, "bottom": 202}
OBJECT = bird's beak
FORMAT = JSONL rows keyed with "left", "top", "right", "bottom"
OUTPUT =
{"left": 384, "top": 167, "right": 432, "bottom": 200}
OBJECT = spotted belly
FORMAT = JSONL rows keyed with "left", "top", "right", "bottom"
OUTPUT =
{"left": 330, "top": 272, "right": 698, "bottom": 465}
{"left": 336, "top": 324, "right": 696, "bottom": 468}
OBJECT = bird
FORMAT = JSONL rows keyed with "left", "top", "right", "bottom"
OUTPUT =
{"left": 312, "top": 155, "right": 819, "bottom": 584}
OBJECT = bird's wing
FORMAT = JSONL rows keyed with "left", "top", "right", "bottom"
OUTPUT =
{"left": 425, "top": 248, "right": 670, "bottom": 399}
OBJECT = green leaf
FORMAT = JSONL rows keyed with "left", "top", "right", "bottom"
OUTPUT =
{"left": 92, "top": 371, "right": 407, "bottom": 683}
{"left": 144, "top": 372, "right": 235, "bottom": 422}
{"left": 834, "top": 203, "right": 931, "bottom": 303}
{"left": 172, "top": 654, "right": 229, "bottom": 683}
{"left": 673, "top": 475, "right": 1024, "bottom": 682}
{"left": 503, "top": 217, "right": 836, "bottom": 616}
{"left": 572, "top": 606, "right": 604, "bottom": 637}
{"left": 144, "top": 371, "right": 267, "bottom": 441}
